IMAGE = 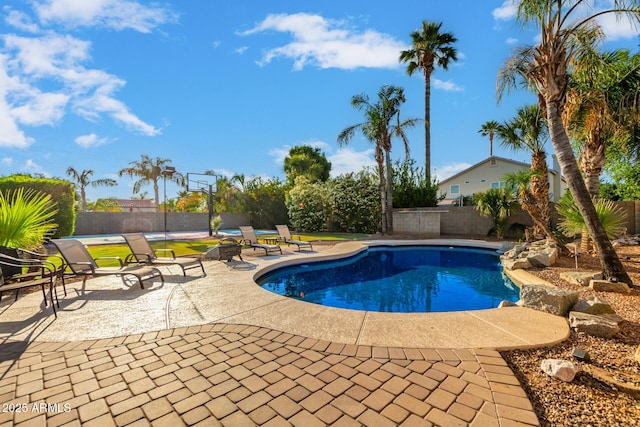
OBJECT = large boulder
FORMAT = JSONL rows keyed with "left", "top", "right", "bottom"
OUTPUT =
{"left": 560, "top": 271, "right": 603, "bottom": 287}
{"left": 589, "top": 280, "right": 631, "bottom": 294}
{"left": 519, "top": 284, "right": 580, "bottom": 316}
{"left": 571, "top": 296, "right": 616, "bottom": 316}
{"left": 569, "top": 312, "right": 621, "bottom": 338}
{"left": 501, "top": 239, "right": 558, "bottom": 270}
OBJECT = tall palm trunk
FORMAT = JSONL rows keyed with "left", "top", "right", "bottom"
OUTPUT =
{"left": 579, "top": 134, "right": 606, "bottom": 198}
{"left": 384, "top": 148, "right": 394, "bottom": 234}
{"left": 530, "top": 151, "right": 550, "bottom": 237}
{"left": 578, "top": 134, "right": 607, "bottom": 252}
{"left": 547, "top": 104, "right": 631, "bottom": 284}
{"left": 80, "top": 187, "right": 87, "bottom": 212}
{"left": 424, "top": 68, "right": 432, "bottom": 180}
{"left": 375, "top": 146, "right": 387, "bottom": 234}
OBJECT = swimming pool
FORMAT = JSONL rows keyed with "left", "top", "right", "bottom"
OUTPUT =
{"left": 256, "top": 245, "right": 519, "bottom": 313}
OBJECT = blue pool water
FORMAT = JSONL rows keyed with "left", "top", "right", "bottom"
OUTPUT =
{"left": 256, "top": 246, "right": 520, "bottom": 313}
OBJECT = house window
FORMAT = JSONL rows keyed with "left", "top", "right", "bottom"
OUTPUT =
{"left": 450, "top": 185, "right": 460, "bottom": 194}
{"left": 491, "top": 181, "right": 506, "bottom": 189}
{"left": 490, "top": 158, "right": 498, "bottom": 167}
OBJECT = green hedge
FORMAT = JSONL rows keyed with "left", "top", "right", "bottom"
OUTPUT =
{"left": 0, "top": 175, "right": 75, "bottom": 238}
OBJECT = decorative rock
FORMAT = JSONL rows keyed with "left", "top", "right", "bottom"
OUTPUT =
{"left": 571, "top": 296, "right": 616, "bottom": 316}
{"left": 589, "top": 279, "right": 631, "bottom": 294}
{"left": 560, "top": 271, "right": 603, "bottom": 287}
{"left": 500, "top": 239, "right": 558, "bottom": 270}
{"left": 569, "top": 312, "right": 621, "bottom": 338}
{"left": 519, "top": 284, "right": 580, "bottom": 316}
{"left": 501, "top": 258, "right": 532, "bottom": 270}
{"left": 527, "top": 246, "right": 558, "bottom": 268}
{"left": 600, "top": 313, "right": 625, "bottom": 324}
{"left": 541, "top": 359, "right": 580, "bottom": 382}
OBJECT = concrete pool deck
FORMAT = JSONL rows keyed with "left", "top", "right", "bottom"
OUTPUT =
{"left": 0, "top": 239, "right": 564, "bottom": 425}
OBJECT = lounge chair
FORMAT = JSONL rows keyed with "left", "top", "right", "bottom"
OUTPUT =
{"left": 51, "top": 239, "right": 164, "bottom": 289}
{"left": 121, "top": 233, "right": 206, "bottom": 277}
{"left": 0, "top": 246, "right": 67, "bottom": 296}
{"left": 0, "top": 252, "right": 59, "bottom": 317}
{"left": 276, "top": 225, "right": 313, "bottom": 252}
{"left": 239, "top": 226, "right": 282, "bottom": 256}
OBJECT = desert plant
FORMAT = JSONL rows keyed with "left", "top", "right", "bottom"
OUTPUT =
{"left": 0, "top": 188, "right": 58, "bottom": 249}
{"left": 211, "top": 215, "right": 223, "bottom": 236}
{"left": 474, "top": 188, "right": 518, "bottom": 239}
{"left": 557, "top": 192, "right": 627, "bottom": 241}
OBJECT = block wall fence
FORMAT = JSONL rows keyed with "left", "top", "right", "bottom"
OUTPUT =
{"left": 73, "top": 202, "right": 638, "bottom": 237}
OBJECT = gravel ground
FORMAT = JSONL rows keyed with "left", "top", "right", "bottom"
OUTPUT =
{"left": 501, "top": 244, "right": 640, "bottom": 427}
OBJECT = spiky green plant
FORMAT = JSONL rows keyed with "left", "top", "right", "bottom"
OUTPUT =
{"left": 0, "top": 188, "right": 58, "bottom": 249}
{"left": 557, "top": 192, "right": 627, "bottom": 239}
{"left": 474, "top": 187, "right": 518, "bottom": 239}
{"left": 210, "top": 215, "right": 223, "bottom": 236}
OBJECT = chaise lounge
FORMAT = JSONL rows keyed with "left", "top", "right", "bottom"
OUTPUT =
{"left": 276, "top": 225, "right": 313, "bottom": 252}
{"left": 239, "top": 226, "right": 282, "bottom": 256}
{"left": 122, "top": 233, "right": 206, "bottom": 277}
{"left": 51, "top": 239, "right": 164, "bottom": 289}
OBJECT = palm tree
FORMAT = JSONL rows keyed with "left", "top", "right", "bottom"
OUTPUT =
{"left": 504, "top": 170, "right": 560, "bottom": 246}
{"left": 338, "top": 85, "right": 418, "bottom": 234}
{"left": 478, "top": 120, "right": 501, "bottom": 157}
{"left": 473, "top": 187, "right": 518, "bottom": 239}
{"left": 400, "top": 21, "right": 458, "bottom": 180}
{"left": 496, "top": 104, "right": 551, "bottom": 238}
{"left": 497, "top": 0, "right": 640, "bottom": 284}
{"left": 565, "top": 49, "right": 640, "bottom": 198}
{"left": 65, "top": 167, "right": 117, "bottom": 212}
{"left": 118, "top": 154, "right": 183, "bottom": 212}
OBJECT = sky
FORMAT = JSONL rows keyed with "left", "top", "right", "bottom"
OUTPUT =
{"left": 1, "top": 0, "right": 639, "bottom": 203}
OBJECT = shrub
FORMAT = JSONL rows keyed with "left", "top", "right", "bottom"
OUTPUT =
{"left": 556, "top": 192, "right": 627, "bottom": 239}
{"left": 0, "top": 175, "right": 75, "bottom": 237}
{"left": 330, "top": 172, "right": 380, "bottom": 233}
{"left": 0, "top": 188, "right": 58, "bottom": 249}
{"left": 392, "top": 159, "right": 443, "bottom": 208}
{"left": 286, "top": 176, "right": 331, "bottom": 232}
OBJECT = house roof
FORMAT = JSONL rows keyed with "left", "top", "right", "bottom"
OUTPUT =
{"left": 438, "top": 156, "right": 531, "bottom": 186}
{"left": 438, "top": 155, "right": 567, "bottom": 188}
{"left": 115, "top": 199, "right": 156, "bottom": 208}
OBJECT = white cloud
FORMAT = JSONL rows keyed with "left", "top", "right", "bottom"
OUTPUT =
{"left": 0, "top": 32, "right": 160, "bottom": 138}
{"left": 1, "top": 157, "right": 13, "bottom": 166}
{"left": 433, "top": 162, "right": 473, "bottom": 182}
{"left": 22, "top": 159, "right": 48, "bottom": 176}
{"left": 596, "top": 13, "right": 640, "bottom": 41}
{"left": 492, "top": 0, "right": 639, "bottom": 42}
{"left": 234, "top": 46, "right": 248, "bottom": 55}
{"left": 329, "top": 147, "right": 376, "bottom": 176}
{"left": 433, "top": 78, "right": 463, "bottom": 92}
{"left": 4, "top": 8, "right": 40, "bottom": 33}
{"left": 33, "top": 0, "right": 178, "bottom": 33}
{"left": 492, "top": 0, "right": 518, "bottom": 21}
{"left": 241, "top": 13, "right": 407, "bottom": 70}
{"left": 74, "top": 133, "right": 109, "bottom": 147}
{"left": 268, "top": 146, "right": 290, "bottom": 165}
{"left": 506, "top": 37, "right": 518, "bottom": 45}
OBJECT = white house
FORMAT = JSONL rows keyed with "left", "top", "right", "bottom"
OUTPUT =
{"left": 438, "top": 155, "right": 567, "bottom": 205}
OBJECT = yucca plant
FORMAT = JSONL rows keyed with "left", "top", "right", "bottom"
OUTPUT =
{"left": 0, "top": 188, "right": 58, "bottom": 249}
{"left": 557, "top": 191, "right": 627, "bottom": 246}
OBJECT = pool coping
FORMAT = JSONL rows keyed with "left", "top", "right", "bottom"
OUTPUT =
{"left": 240, "top": 239, "right": 569, "bottom": 350}
{"left": 0, "top": 239, "right": 570, "bottom": 351}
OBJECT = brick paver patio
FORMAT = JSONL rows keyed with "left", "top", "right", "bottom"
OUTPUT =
{"left": 0, "top": 323, "right": 540, "bottom": 426}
